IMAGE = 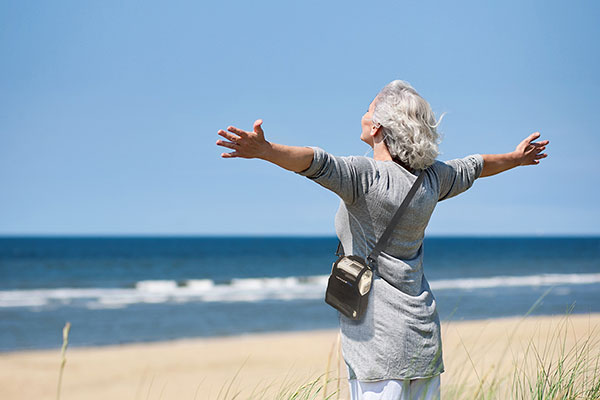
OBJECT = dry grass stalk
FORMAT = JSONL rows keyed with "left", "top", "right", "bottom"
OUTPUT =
{"left": 56, "top": 321, "right": 71, "bottom": 400}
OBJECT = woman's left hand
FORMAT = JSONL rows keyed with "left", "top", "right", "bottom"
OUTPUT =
{"left": 216, "top": 120, "right": 270, "bottom": 159}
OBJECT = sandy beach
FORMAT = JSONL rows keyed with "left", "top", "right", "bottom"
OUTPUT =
{"left": 1, "top": 313, "right": 599, "bottom": 400}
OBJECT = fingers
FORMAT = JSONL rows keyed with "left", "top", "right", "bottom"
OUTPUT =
{"left": 216, "top": 128, "right": 240, "bottom": 156}
{"left": 523, "top": 151, "right": 547, "bottom": 166}
{"left": 525, "top": 131, "right": 541, "bottom": 143}
{"left": 253, "top": 119, "right": 264, "bottom": 135}
{"left": 532, "top": 141, "right": 549, "bottom": 150}
{"left": 218, "top": 129, "right": 241, "bottom": 142}
{"left": 525, "top": 132, "right": 551, "bottom": 148}
{"left": 221, "top": 151, "right": 238, "bottom": 158}
{"left": 216, "top": 139, "right": 237, "bottom": 150}
{"left": 227, "top": 125, "right": 249, "bottom": 137}
{"left": 216, "top": 128, "right": 240, "bottom": 149}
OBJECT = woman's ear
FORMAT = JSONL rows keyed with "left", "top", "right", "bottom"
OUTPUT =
{"left": 371, "top": 124, "right": 382, "bottom": 137}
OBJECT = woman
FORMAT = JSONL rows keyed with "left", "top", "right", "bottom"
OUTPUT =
{"left": 216, "top": 80, "right": 549, "bottom": 400}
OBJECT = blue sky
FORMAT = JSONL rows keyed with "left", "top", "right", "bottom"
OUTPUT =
{"left": 1, "top": 0, "right": 598, "bottom": 236}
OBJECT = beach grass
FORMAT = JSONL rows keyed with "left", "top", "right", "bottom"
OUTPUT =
{"left": 56, "top": 321, "right": 70, "bottom": 400}
{"left": 441, "top": 310, "right": 600, "bottom": 400}
{"left": 211, "top": 311, "right": 600, "bottom": 399}
{"left": 52, "top": 312, "right": 600, "bottom": 400}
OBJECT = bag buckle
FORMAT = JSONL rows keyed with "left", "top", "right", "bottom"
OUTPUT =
{"left": 366, "top": 256, "right": 376, "bottom": 269}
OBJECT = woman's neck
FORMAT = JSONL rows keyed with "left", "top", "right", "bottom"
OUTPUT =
{"left": 372, "top": 141, "right": 393, "bottom": 161}
{"left": 372, "top": 142, "right": 414, "bottom": 173}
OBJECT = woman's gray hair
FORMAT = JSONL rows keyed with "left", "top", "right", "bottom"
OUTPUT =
{"left": 372, "top": 80, "right": 444, "bottom": 170}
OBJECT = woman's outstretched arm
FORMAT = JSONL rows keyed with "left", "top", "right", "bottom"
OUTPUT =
{"left": 480, "top": 132, "right": 549, "bottom": 177}
{"left": 216, "top": 119, "right": 314, "bottom": 172}
{"left": 217, "top": 119, "right": 378, "bottom": 204}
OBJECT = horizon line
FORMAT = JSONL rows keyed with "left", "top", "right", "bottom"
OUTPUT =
{"left": 0, "top": 233, "right": 598, "bottom": 239}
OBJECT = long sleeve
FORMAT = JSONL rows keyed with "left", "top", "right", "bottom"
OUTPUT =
{"left": 295, "top": 146, "right": 379, "bottom": 204}
{"left": 433, "top": 154, "right": 484, "bottom": 201}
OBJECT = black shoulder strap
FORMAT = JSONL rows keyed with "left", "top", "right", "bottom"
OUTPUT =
{"left": 367, "top": 172, "right": 424, "bottom": 265}
{"left": 335, "top": 241, "right": 344, "bottom": 257}
{"left": 335, "top": 172, "right": 425, "bottom": 266}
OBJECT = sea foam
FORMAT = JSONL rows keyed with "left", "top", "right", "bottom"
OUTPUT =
{"left": 1, "top": 273, "right": 599, "bottom": 309}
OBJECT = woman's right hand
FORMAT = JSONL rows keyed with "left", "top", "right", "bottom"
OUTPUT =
{"left": 513, "top": 132, "right": 549, "bottom": 166}
{"left": 480, "top": 132, "right": 549, "bottom": 177}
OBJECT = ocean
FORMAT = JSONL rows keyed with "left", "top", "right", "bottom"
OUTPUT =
{"left": 1, "top": 236, "right": 599, "bottom": 352}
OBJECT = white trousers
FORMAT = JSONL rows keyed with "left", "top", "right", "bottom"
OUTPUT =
{"left": 348, "top": 376, "right": 441, "bottom": 400}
